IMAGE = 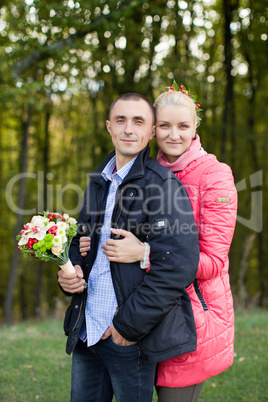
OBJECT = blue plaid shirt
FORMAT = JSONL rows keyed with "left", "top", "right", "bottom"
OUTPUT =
{"left": 80, "top": 155, "right": 137, "bottom": 346}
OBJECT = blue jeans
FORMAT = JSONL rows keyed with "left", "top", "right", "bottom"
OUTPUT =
{"left": 71, "top": 337, "right": 156, "bottom": 402}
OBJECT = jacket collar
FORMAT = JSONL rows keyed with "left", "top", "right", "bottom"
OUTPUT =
{"left": 89, "top": 145, "right": 151, "bottom": 186}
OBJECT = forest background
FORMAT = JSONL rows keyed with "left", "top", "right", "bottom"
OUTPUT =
{"left": 0, "top": 0, "right": 267, "bottom": 325}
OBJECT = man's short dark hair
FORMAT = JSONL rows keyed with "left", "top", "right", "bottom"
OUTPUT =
{"left": 109, "top": 93, "right": 156, "bottom": 124}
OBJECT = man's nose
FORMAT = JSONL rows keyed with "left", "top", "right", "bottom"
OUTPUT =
{"left": 124, "top": 120, "right": 134, "bottom": 134}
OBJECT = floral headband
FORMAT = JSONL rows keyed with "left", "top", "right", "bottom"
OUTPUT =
{"left": 168, "top": 80, "right": 202, "bottom": 112}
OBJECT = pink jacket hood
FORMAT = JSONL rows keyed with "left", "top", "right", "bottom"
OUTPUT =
{"left": 157, "top": 134, "right": 206, "bottom": 172}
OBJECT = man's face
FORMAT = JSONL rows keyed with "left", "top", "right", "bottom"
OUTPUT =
{"left": 106, "top": 99, "right": 155, "bottom": 169}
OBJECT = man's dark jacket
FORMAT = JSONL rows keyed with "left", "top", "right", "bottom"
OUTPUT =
{"left": 64, "top": 146, "right": 199, "bottom": 363}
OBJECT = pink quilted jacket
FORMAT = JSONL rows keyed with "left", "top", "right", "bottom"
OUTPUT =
{"left": 157, "top": 153, "right": 237, "bottom": 387}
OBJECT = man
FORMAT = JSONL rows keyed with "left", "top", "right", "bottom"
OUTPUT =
{"left": 58, "top": 93, "right": 199, "bottom": 402}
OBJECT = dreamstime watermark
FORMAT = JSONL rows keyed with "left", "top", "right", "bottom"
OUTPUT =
{"left": 5, "top": 170, "right": 263, "bottom": 233}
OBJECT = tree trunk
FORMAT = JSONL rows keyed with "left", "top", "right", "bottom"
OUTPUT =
{"left": 4, "top": 104, "right": 32, "bottom": 325}
{"left": 240, "top": 6, "right": 266, "bottom": 305}
{"left": 34, "top": 261, "right": 44, "bottom": 319}
{"left": 34, "top": 98, "right": 51, "bottom": 318}
{"left": 221, "top": 0, "right": 236, "bottom": 159}
{"left": 19, "top": 272, "right": 28, "bottom": 320}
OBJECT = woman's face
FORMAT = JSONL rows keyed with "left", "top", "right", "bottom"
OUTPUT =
{"left": 156, "top": 104, "right": 196, "bottom": 163}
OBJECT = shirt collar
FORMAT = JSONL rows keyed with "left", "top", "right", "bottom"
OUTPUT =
{"left": 102, "top": 155, "right": 138, "bottom": 182}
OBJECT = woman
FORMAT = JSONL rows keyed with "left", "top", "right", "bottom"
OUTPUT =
{"left": 80, "top": 83, "right": 238, "bottom": 401}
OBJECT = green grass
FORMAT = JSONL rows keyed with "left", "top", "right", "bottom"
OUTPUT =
{"left": 198, "top": 309, "right": 268, "bottom": 402}
{"left": 0, "top": 320, "right": 71, "bottom": 401}
{"left": 0, "top": 309, "right": 267, "bottom": 401}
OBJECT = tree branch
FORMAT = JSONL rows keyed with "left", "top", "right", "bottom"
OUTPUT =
{"left": 11, "top": 1, "right": 131, "bottom": 79}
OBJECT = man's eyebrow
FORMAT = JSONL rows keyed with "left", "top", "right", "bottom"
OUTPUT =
{"left": 114, "top": 115, "right": 126, "bottom": 119}
{"left": 114, "top": 115, "right": 145, "bottom": 120}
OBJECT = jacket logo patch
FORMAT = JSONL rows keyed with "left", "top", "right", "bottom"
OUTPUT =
{"left": 154, "top": 218, "right": 168, "bottom": 229}
{"left": 217, "top": 197, "right": 230, "bottom": 203}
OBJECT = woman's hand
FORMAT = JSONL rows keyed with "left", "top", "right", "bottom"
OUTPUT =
{"left": 79, "top": 236, "right": 91, "bottom": 257}
{"left": 102, "top": 228, "right": 146, "bottom": 263}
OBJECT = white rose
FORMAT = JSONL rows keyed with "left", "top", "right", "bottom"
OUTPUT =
{"left": 51, "top": 245, "right": 63, "bottom": 256}
{"left": 67, "top": 217, "right": 77, "bottom": 225}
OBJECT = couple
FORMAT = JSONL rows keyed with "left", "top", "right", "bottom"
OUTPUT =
{"left": 58, "top": 83, "right": 237, "bottom": 402}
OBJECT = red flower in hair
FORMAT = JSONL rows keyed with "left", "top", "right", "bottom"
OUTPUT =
{"left": 166, "top": 80, "right": 202, "bottom": 116}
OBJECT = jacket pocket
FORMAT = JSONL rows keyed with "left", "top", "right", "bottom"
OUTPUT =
{"left": 138, "top": 295, "right": 197, "bottom": 363}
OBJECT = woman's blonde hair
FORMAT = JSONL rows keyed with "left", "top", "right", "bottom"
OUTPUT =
{"left": 154, "top": 90, "right": 201, "bottom": 128}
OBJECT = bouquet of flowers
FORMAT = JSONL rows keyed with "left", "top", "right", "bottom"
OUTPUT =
{"left": 17, "top": 211, "right": 78, "bottom": 273}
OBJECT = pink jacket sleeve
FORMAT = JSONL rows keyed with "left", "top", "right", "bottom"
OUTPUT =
{"left": 196, "top": 162, "right": 237, "bottom": 280}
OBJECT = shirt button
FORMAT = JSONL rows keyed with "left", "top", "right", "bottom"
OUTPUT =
{"left": 75, "top": 305, "right": 79, "bottom": 309}
{"left": 166, "top": 251, "right": 170, "bottom": 255}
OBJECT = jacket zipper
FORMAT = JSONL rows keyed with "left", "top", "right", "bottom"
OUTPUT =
{"left": 110, "top": 187, "right": 127, "bottom": 306}
{"left": 193, "top": 279, "right": 208, "bottom": 311}
{"left": 72, "top": 293, "right": 85, "bottom": 331}
{"left": 112, "top": 189, "right": 124, "bottom": 234}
